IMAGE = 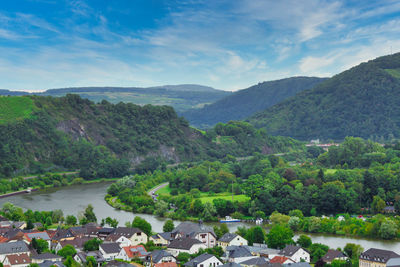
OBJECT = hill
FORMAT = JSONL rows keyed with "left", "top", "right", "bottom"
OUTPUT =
{"left": 248, "top": 53, "right": 400, "bottom": 141}
{"left": 0, "top": 85, "right": 231, "bottom": 113}
{"left": 182, "top": 77, "right": 326, "bottom": 128}
{"left": 0, "top": 95, "right": 303, "bottom": 178}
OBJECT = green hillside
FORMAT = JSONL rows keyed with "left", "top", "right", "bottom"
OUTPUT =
{"left": 182, "top": 77, "right": 326, "bottom": 128}
{"left": 248, "top": 53, "right": 400, "bottom": 141}
{"left": 0, "top": 96, "right": 35, "bottom": 124}
{"left": 0, "top": 95, "right": 302, "bottom": 178}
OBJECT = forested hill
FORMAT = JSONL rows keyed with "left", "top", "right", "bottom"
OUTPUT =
{"left": 181, "top": 77, "right": 326, "bottom": 128}
{"left": 0, "top": 95, "right": 303, "bottom": 178}
{"left": 248, "top": 53, "right": 400, "bottom": 141}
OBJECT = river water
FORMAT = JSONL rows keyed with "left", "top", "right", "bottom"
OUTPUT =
{"left": 0, "top": 182, "right": 399, "bottom": 251}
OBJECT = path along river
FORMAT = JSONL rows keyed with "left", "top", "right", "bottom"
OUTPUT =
{"left": 0, "top": 182, "right": 399, "bottom": 250}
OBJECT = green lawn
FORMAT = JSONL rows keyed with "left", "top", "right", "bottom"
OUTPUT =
{"left": 325, "top": 169, "right": 337, "bottom": 175}
{"left": 156, "top": 185, "right": 171, "bottom": 195}
{"left": 0, "top": 96, "right": 35, "bottom": 124}
{"left": 197, "top": 193, "right": 249, "bottom": 204}
{"left": 385, "top": 68, "right": 400, "bottom": 79}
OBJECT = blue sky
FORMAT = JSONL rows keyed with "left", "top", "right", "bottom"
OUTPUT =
{"left": 0, "top": 0, "right": 400, "bottom": 91}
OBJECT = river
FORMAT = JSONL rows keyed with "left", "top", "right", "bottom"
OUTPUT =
{"left": 0, "top": 182, "right": 399, "bottom": 251}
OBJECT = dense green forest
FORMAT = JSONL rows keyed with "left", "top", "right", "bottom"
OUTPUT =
{"left": 107, "top": 137, "right": 400, "bottom": 240}
{"left": 0, "top": 84, "right": 231, "bottom": 113}
{"left": 183, "top": 77, "right": 326, "bottom": 128}
{"left": 248, "top": 53, "right": 400, "bottom": 141}
{"left": 0, "top": 95, "right": 302, "bottom": 178}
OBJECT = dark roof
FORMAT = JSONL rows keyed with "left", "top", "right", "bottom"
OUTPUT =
{"left": 146, "top": 250, "right": 174, "bottom": 263}
{"left": 100, "top": 242, "right": 121, "bottom": 254}
{"left": 0, "top": 241, "right": 29, "bottom": 254}
{"left": 99, "top": 228, "right": 116, "bottom": 234}
{"left": 31, "top": 253, "right": 63, "bottom": 260}
{"left": 158, "top": 232, "right": 173, "bottom": 241}
{"left": 76, "top": 251, "right": 106, "bottom": 263}
{"left": 39, "top": 260, "right": 66, "bottom": 267}
{"left": 172, "top": 222, "right": 216, "bottom": 238}
{"left": 105, "top": 260, "right": 136, "bottom": 267}
{"left": 185, "top": 254, "right": 217, "bottom": 267}
{"left": 168, "top": 238, "right": 203, "bottom": 250}
{"left": 360, "top": 248, "right": 400, "bottom": 263}
{"left": 279, "top": 245, "right": 305, "bottom": 257}
{"left": 113, "top": 227, "right": 142, "bottom": 237}
{"left": 321, "top": 250, "right": 347, "bottom": 262}
{"left": 219, "top": 233, "right": 238, "bottom": 243}
{"left": 227, "top": 246, "right": 253, "bottom": 258}
{"left": 220, "top": 263, "right": 243, "bottom": 267}
{"left": 240, "top": 257, "right": 269, "bottom": 266}
{"left": 59, "top": 237, "right": 90, "bottom": 248}
{"left": 284, "top": 263, "right": 312, "bottom": 267}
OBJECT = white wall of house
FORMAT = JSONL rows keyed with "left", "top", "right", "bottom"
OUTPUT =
{"left": 289, "top": 249, "right": 310, "bottom": 263}
{"left": 168, "top": 243, "right": 207, "bottom": 257}
{"left": 229, "top": 256, "right": 257, "bottom": 264}
{"left": 115, "top": 236, "right": 133, "bottom": 248}
{"left": 195, "top": 256, "right": 222, "bottom": 267}
{"left": 195, "top": 233, "right": 216, "bottom": 248}
{"left": 99, "top": 247, "right": 120, "bottom": 261}
{"left": 129, "top": 232, "right": 148, "bottom": 245}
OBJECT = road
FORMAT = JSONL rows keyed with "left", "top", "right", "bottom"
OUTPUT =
{"left": 148, "top": 182, "right": 169, "bottom": 201}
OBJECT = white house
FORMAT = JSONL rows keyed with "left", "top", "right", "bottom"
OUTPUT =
{"left": 144, "top": 250, "right": 176, "bottom": 267}
{"left": 107, "top": 227, "right": 147, "bottom": 246}
{"left": 0, "top": 241, "right": 30, "bottom": 262}
{"left": 184, "top": 253, "right": 223, "bottom": 267}
{"left": 171, "top": 222, "right": 217, "bottom": 248}
{"left": 99, "top": 243, "right": 122, "bottom": 261}
{"left": 3, "top": 253, "right": 31, "bottom": 267}
{"left": 105, "top": 235, "right": 133, "bottom": 248}
{"left": 116, "top": 245, "right": 148, "bottom": 261}
{"left": 279, "top": 245, "right": 310, "bottom": 263}
{"left": 224, "top": 246, "right": 257, "bottom": 264}
{"left": 217, "top": 233, "right": 247, "bottom": 251}
{"left": 167, "top": 238, "right": 207, "bottom": 257}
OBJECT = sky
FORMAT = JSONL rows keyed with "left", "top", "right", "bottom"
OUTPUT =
{"left": 0, "top": 0, "right": 400, "bottom": 91}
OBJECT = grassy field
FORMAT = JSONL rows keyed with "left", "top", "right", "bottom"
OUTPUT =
{"left": 325, "top": 169, "right": 337, "bottom": 175}
{"left": 197, "top": 193, "right": 250, "bottom": 203}
{"left": 385, "top": 68, "right": 400, "bottom": 79}
{"left": 0, "top": 96, "right": 35, "bottom": 124}
{"left": 156, "top": 185, "right": 171, "bottom": 195}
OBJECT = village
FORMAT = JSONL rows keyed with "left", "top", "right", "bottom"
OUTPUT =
{"left": 0, "top": 216, "right": 397, "bottom": 267}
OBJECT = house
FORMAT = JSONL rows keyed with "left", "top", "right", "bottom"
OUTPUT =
{"left": 154, "top": 262, "right": 178, "bottom": 267}
{"left": 24, "top": 232, "right": 51, "bottom": 247}
{"left": 105, "top": 234, "right": 133, "bottom": 248}
{"left": 185, "top": 253, "right": 223, "bottom": 267}
{"left": 359, "top": 248, "right": 400, "bottom": 267}
{"left": 0, "top": 241, "right": 30, "bottom": 262}
{"left": 219, "top": 263, "right": 243, "bottom": 267}
{"left": 247, "top": 246, "right": 280, "bottom": 260}
{"left": 11, "top": 222, "right": 26, "bottom": 230}
{"left": 51, "top": 229, "right": 75, "bottom": 241}
{"left": 3, "top": 253, "right": 31, "bottom": 267}
{"left": 144, "top": 250, "right": 176, "bottom": 267}
{"left": 74, "top": 251, "right": 106, "bottom": 267}
{"left": 116, "top": 245, "right": 148, "bottom": 261}
{"left": 31, "top": 253, "right": 63, "bottom": 264}
{"left": 284, "top": 263, "right": 312, "bottom": 267}
{"left": 38, "top": 260, "right": 66, "bottom": 267}
{"left": 99, "top": 242, "right": 122, "bottom": 261}
{"left": 218, "top": 233, "right": 248, "bottom": 251}
{"left": 270, "top": 256, "right": 295, "bottom": 264}
{"left": 224, "top": 246, "right": 256, "bottom": 264}
{"left": 54, "top": 237, "right": 90, "bottom": 253}
{"left": 105, "top": 260, "right": 136, "bottom": 267}
{"left": 384, "top": 206, "right": 396, "bottom": 214}
{"left": 150, "top": 232, "right": 173, "bottom": 246}
{"left": 279, "top": 245, "right": 310, "bottom": 263}
{"left": 321, "top": 250, "right": 348, "bottom": 264}
{"left": 240, "top": 257, "right": 269, "bottom": 267}
{"left": 112, "top": 227, "right": 147, "bottom": 245}
{"left": 98, "top": 228, "right": 116, "bottom": 239}
{"left": 172, "top": 222, "right": 217, "bottom": 248}
{"left": 167, "top": 238, "right": 207, "bottom": 257}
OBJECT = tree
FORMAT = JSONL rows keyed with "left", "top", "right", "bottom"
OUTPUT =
{"left": 63, "top": 256, "right": 80, "bottom": 267}
{"left": 58, "top": 244, "right": 77, "bottom": 258}
{"left": 45, "top": 216, "right": 52, "bottom": 226}
{"left": 32, "top": 238, "right": 49, "bottom": 254}
{"left": 288, "top": 216, "right": 301, "bottom": 231}
{"left": 252, "top": 226, "right": 265, "bottom": 244}
{"left": 344, "top": 243, "right": 363, "bottom": 259}
{"left": 176, "top": 252, "right": 191, "bottom": 264}
{"left": 66, "top": 215, "right": 77, "bottom": 225}
{"left": 371, "top": 196, "right": 386, "bottom": 214}
{"left": 84, "top": 238, "right": 102, "bottom": 251}
{"left": 214, "top": 224, "right": 229, "bottom": 239}
{"left": 86, "top": 256, "right": 97, "bottom": 267}
{"left": 132, "top": 216, "right": 152, "bottom": 236}
{"left": 297, "top": 235, "right": 312, "bottom": 248}
{"left": 154, "top": 200, "right": 169, "bottom": 217}
{"left": 105, "top": 217, "right": 119, "bottom": 228}
{"left": 163, "top": 220, "right": 175, "bottom": 232}
{"left": 84, "top": 204, "right": 97, "bottom": 223}
{"left": 289, "top": 209, "right": 304, "bottom": 219}
{"left": 379, "top": 220, "right": 398, "bottom": 239}
{"left": 266, "top": 225, "right": 294, "bottom": 249}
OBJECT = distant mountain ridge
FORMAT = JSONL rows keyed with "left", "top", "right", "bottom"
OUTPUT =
{"left": 248, "top": 53, "right": 400, "bottom": 141}
{"left": 182, "top": 77, "right": 327, "bottom": 128}
{"left": 0, "top": 84, "right": 231, "bottom": 113}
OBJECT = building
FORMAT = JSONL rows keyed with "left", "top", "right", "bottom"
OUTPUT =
{"left": 184, "top": 253, "right": 223, "bottom": 267}
{"left": 167, "top": 238, "right": 207, "bottom": 257}
{"left": 3, "top": 253, "right": 31, "bottom": 267}
{"left": 74, "top": 251, "right": 106, "bottom": 267}
{"left": 0, "top": 241, "right": 30, "bottom": 262}
{"left": 150, "top": 232, "right": 173, "bottom": 246}
{"left": 240, "top": 257, "right": 269, "bottom": 267}
{"left": 116, "top": 245, "right": 148, "bottom": 261}
{"left": 279, "top": 245, "right": 310, "bottom": 263}
{"left": 111, "top": 227, "right": 147, "bottom": 245}
{"left": 171, "top": 222, "right": 217, "bottom": 248}
{"left": 321, "top": 250, "right": 348, "bottom": 264}
{"left": 359, "top": 248, "right": 400, "bottom": 267}
{"left": 144, "top": 250, "right": 176, "bottom": 267}
{"left": 224, "top": 246, "right": 256, "bottom": 264}
{"left": 218, "top": 233, "right": 248, "bottom": 251}
{"left": 105, "top": 235, "right": 133, "bottom": 248}
{"left": 270, "top": 256, "right": 295, "bottom": 264}
{"left": 31, "top": 253, "right": 63, "bottom": 264}
{"left": 100, "top": 242, "right": 122, "bottom": 261}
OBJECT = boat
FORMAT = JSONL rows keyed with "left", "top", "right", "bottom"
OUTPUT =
{"left": 220, "top": 216, "right": 241, "bottom": 223}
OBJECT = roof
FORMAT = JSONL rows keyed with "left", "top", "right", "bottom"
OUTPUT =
{"left": 185, "top": 254, "right": 217, "bottom": 267}
{"left": 31, "top": 253, "right": 63, "bottom": 260}
{"left": 25, "top": 231, "right": 51, "bottom": 241}
{"left": 105, "top": 260, "right": 136, "bottom": 267}
{"left": 168, "top": 238, "right": 203, "bottom": 250}
{"left": 6, "top": 253, "right": 31, "bottom": 265}
{"left": 158, "top": 232, "right": 173, "bottom": 241}
{"left": 240, "top": 257, "right": 269, "bottom": 266}
{"left": 220, "top": 263, "right": 243, "bottom": 267}
{"left": 387, "top": 258, "right": 400, "bottom": 267}
{"left": 321, "top": 250, "right": 347, "bottom": 262}
{"left": 279, "top": 245, "right": 305, "bottom": 257}
{"left": 270, "top": 256, "right": 292, "bottom": 264}
{"left": 146, "top": 250, "right": 174, "bottom": 263}
{"left": 227, "top": 246, "right": 252, "bottom": 258}
{"left": 284, "top": 263, "right": 312, "bottom": 267}
{"left": 59, "top": 237, "right": 90, "bottom": 249}
{"left": 123, "top": 245, "right": 148, "bottom": 258}
{"left": 219, "top": 233, "right": 239, "bottom": 243}
{"left": 155, "top": 262, "right": 178, "bottom": 267}
{"left": 113, "top": 227, "right": 142, "bottom": 237}
{"left": 100, "top": 242, "right": 121, "bottom": 254}
{"left": 172, "top": 222, "right": 216, "bottom": 238}
{"left": 0, "top": 241, "right": 29, "bottom": 254}
{"left": 360, "top": 248, "right": 400, "bottom": 263}
{"left": 39, "top": 260, "right": 66, "bottom": 267}
{"left": 76, "top": 251, "right": 105, "bottom": 263}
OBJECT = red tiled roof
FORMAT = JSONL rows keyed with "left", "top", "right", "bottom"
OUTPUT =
{"left": 123, "top": 245, "right": 147, "bottom": 258}
{"left": 270, "top": 256, "right": 291, "bottom": 264}
{"left": 0, "top": 236, "right": 8, "bottom": 243}
{"left": 155, "top": 262, "right": 178, "bottom": 267}
{"left": 6, "top": 253, "right": 31, "bottom": 265}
